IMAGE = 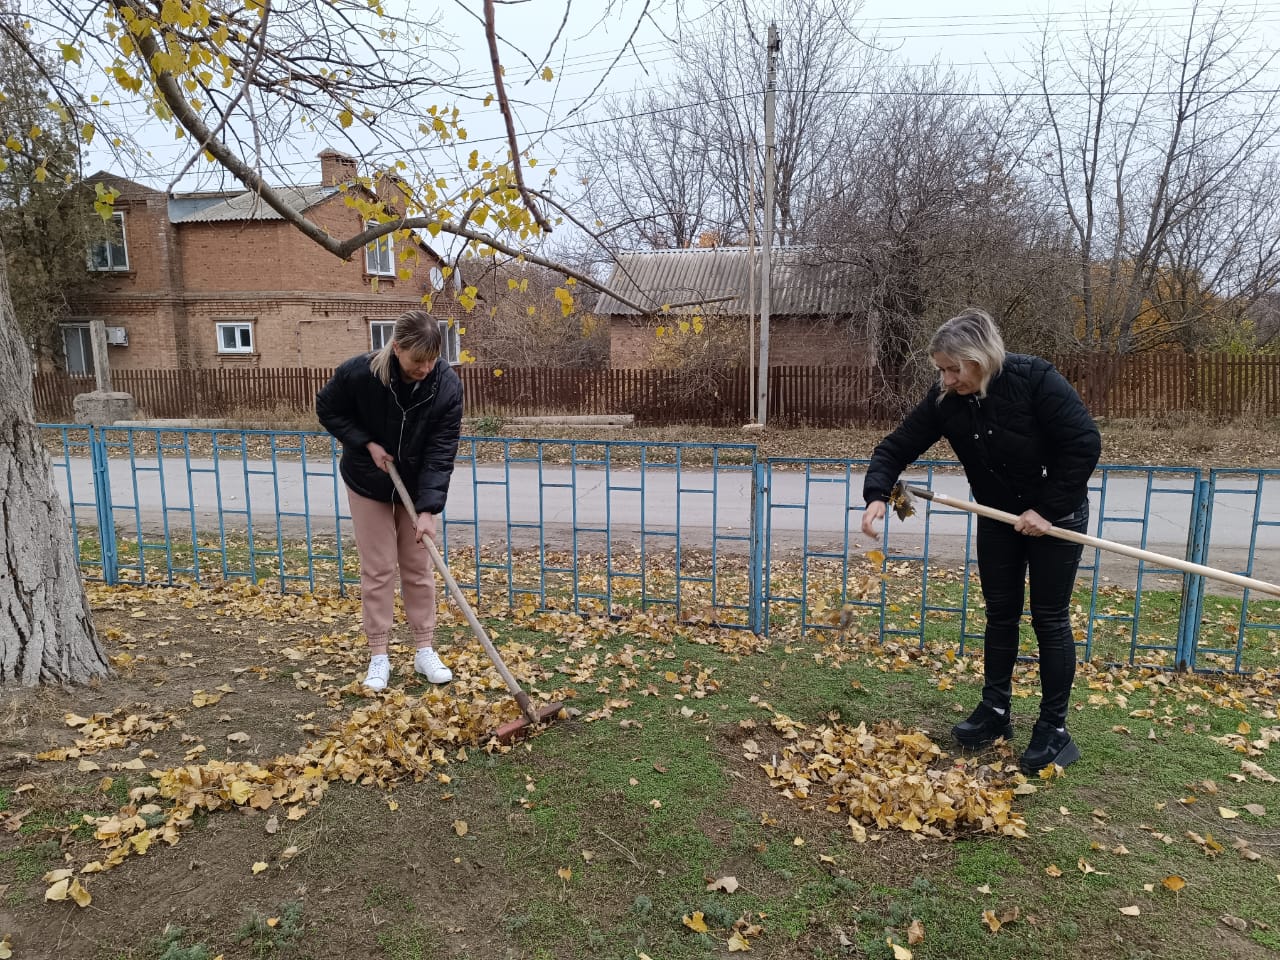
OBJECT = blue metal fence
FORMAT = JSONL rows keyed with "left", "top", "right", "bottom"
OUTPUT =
{"left": 41, "top": 425, "right": 1280, "bottom": 674}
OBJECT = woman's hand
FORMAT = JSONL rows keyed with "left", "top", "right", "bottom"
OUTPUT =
{"left": 415, "top": 510, "right": 438, "bottom": 545}
{"left": 366, "top": 441, "right": 394, "bottom": 472}
{"left": 861, "top": 500, "right": 887, "bottom": 540}
{"left": 1014, "top": 509, "right": 1051, "bottom": 536}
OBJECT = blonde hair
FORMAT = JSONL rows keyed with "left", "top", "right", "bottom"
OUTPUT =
{"left": 929, "top": 307, "right": 1006, "bottom": 399}
{"left": 369, "top": 309, "right": 441, "bottom": 386}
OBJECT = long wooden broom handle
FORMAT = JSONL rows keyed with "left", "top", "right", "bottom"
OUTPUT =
{"left": 902, "top": 484, "right": 1280, "bottom": 598}
{"left": 385, "top": 464, "right": 539, "bottom": 723}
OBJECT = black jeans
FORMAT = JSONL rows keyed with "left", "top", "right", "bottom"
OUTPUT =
{"left": 976, "top": 501, "right": 1088, "bottom": 728}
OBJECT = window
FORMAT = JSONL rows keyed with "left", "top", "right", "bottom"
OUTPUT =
{"left": 62, "top": 324, "right": 95, "bottom": 376}
{"left": 370, "top": 320, "right": 395, "bottom": 350}
{"left": 364, "top": 223, "right": 395, "bottom": 277}
{"left": 216, "top": 321, "right": 254, "bottom": 354}
{"left": 440, "top": 319, "right": 460, "bottom": 365}
{"left": 369, "top": 319, "right": 461, "bottom": 365}
{"left": 89, "top": 212, "right": 128, "bottom": 272}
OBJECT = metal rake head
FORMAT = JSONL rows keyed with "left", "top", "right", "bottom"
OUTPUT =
{"left": 888, "top": 481, "right": 917, "bottom": 521}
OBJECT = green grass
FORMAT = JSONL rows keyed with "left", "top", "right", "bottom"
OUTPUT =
{"left": 236, "top": 901, "right": 304, "bottom": 956}
{"left": 16, "top": 571, "right": 1278, "bottom": 959}
{"left": 408, "top": 620, "right": 1280, "bottom": 960}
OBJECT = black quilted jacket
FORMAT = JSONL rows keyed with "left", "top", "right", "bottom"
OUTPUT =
{"left": 863, "top": 354, "right": 1100, "bottom": 520}
{"left": 316, "top": 353, "right": 463, "bottom": 514}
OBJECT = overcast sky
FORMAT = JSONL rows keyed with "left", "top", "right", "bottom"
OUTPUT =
{"left": 86, "top": 0, "right": 1280, "bottom": 194}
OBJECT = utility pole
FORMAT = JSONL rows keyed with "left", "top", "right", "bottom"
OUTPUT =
{"left": 757, "top": 22, "right": 779, "bottom": 428}
{"left": 89, "top": 319, "right": 112, "bottom": 392}
{"left": 746, "top": 141, "right": 757, "bottom": 424}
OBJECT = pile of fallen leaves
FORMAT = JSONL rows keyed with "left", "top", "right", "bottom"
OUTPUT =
{"left": 750, "top": 710, "right": 1027, "bottom": 840}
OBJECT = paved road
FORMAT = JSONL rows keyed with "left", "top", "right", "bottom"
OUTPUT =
{"left": 52, "top": 457, "right": 1280, "bottom": 582}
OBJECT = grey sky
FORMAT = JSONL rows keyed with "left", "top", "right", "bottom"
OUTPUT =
{"left": 82, "top": 1, "right": 1280, "bottom": 194}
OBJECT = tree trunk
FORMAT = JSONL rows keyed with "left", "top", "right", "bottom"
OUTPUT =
{"left": 0, "top": 235, "right": 109, "bottom": 685}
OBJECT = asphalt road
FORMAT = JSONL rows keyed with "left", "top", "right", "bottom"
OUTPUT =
{"left": 53, "top": 456, "right": 1280, "bottom": 584}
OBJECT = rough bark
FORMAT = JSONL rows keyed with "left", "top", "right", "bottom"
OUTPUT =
{"left": 0, "top": 234, "right": 109, "bottom": 686}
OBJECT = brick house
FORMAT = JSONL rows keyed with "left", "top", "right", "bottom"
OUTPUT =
{"left": 61, "top": 149, "right": 461, "bottom": 375}
{"left": 594, "top": 246, "right": 869, "bottom": 367}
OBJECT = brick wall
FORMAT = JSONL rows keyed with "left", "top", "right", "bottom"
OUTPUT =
{"left": 73, "top": 178, "right": 454, "bottom": 371}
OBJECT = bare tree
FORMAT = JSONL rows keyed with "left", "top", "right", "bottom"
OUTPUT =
{"left": 464, "top": 259, "right": 609, "bottom": 368}
{"left": 1030, "top": 2, "right": 1280, "bottom": 353}
{"left": 571, "top": 88, "right": 721, "bottom": 249}
{"left": 570, "top": 0, "right": 879, "bottom": 250}
{"left": 821, "top": 65, "right": 1076, "bottom": 402}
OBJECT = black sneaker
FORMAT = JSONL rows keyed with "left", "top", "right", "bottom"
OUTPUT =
{"left": 1019, "top": 720, "right": 1081, "bottom": 775}
{"left": 951, "top": 702, "right": 1013, "bottom": 749}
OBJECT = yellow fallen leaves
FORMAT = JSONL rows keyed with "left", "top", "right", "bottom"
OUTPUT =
{"left": 757, "top": 716, "right": 1027, "bottom": 839}
{"left": 35, "top": 707, "right": 173, "bottom": 761}
{"left": 982, "top": 906, "right": 1019, "bottom": 933}
{"left": 43, "top": 870, "right": 91, "bottom": 907}
{"left": 251, "top": 862, "right": 268, "bottom": 875}
{"left": 0, "top": 935, "right": 11, "bottom": 958}
{"left": 683, "top": 911, "right": 709, "bottom": 934}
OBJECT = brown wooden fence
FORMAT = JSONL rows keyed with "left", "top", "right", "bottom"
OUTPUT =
{"left": 31, "top": 353, "right": 1280, "bottom": 426}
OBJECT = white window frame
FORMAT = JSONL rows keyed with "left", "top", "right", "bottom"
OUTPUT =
{"left": 370, "top": 319, "right": 460, "bottom": 364}
{"left": 88, "top": 212, "right": 129, "bottom": 272}
{"left": 215, "top": 321, "right": 255, "bottom": 354}
{"left": 439, "top": 319, "right": 460, "bottom": 365}
{"left": 61, "top": 323, "right": 95, "bottom": 376}
{"left": 364, "top": 223, "right": 395, "bottom": 277}
{"left": 369, "top": 320, "right": 396, "bottom": 350}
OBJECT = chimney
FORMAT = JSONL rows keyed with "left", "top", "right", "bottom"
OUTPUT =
{"left": 318, "top": 148, "right": 358, "bottom": 186}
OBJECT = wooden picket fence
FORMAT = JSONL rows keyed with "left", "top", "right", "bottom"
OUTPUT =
{"left": 31, "top": 353, "right": 1280, "bottom": 426}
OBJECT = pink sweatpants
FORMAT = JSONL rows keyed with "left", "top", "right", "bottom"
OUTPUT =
{"left": 347, "top": 486, "right": 437, "bottom": 648}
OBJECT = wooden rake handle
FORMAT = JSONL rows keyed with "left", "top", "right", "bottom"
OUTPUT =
{"left": 901, "top": 483, "right": 1280, "bottom": 598}
{"left": 385, "top": 464, "right": 540, "bottom": 724}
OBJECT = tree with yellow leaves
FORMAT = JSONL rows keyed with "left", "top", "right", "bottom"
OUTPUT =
{"left": 0, "top": 0, "right": 669, "bottom": 684}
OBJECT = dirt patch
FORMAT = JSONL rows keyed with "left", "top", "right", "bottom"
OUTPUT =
{"left": 0, "top": 588, "right": 551, "bottom": 960}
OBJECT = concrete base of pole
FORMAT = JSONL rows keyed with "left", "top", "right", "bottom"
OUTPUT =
{"left": 73, "top": 391, "right": 137, "bottom": 425}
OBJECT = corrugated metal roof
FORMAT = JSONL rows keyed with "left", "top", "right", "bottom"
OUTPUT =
{"left": 594, "top": 246, "right": 859, "bottom": 316}
{"left": 171, "top": 184, "right": 339, "bottom": 223}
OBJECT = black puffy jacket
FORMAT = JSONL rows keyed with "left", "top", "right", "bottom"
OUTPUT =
{"left": 316, "top": 353, "right": 463, "bottom": 514}
{"left": 863, "top": 354, "right": 1100, "bottom": 520}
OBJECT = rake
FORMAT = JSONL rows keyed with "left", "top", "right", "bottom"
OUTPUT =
{"left": 386, "top": 464, "right": 565, "bottom": 743}
{"left": 888, "top": 481, "right": 1280, "bottom": 598}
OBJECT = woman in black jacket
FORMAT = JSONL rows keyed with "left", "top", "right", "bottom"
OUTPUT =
{"left": 861, "top": 308, "right": 1101, "bottom": 775}
{"left": 317, "top": 310, "right": 464, "bottom": 692}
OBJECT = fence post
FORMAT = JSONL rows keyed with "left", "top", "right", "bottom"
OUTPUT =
{"left": 89, "top": 426, "right": 119, "bottom": 585}
{"left": 748, "top": 457, "right": 767, "bottom": 634}
{"left": 1175, "top": 477, "right": 1210, "bottom": 672}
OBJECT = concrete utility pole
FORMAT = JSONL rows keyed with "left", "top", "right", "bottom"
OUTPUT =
{"left": 746, "top": 141, "right": 757, "bottom": 424}
{"left": 757, "top": 22, "right": 779, "bottom": 427}
{"left": 89, "top": 318, "right": 112, "bottom": 392}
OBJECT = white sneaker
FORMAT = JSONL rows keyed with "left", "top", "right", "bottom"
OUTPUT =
{"left": 363, "top": 654, "right": 391, "bottom": 692}
{"left": 414, "top": 647, "right": 453, "bottom": 684}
